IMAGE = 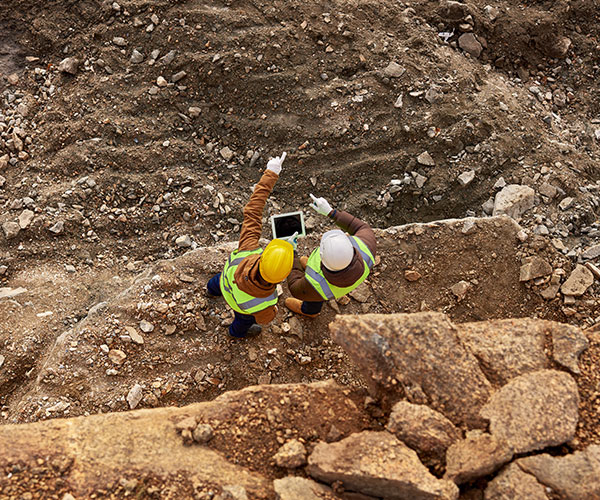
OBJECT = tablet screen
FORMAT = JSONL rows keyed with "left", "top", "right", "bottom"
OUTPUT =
{"left": 272, "top": 213, "right": 304, "bottom": 239}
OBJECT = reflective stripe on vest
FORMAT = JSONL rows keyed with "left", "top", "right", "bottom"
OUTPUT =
{"left": 305, "top": 235, "right": 374, "bottom": 300}
{"left": 220, "top": 249, "right": 278, "bottom": 314}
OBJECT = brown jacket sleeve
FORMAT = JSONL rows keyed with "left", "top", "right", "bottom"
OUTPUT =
{"left": 287, "top": 256, "right": 325, "bottom": 302}
{"left": 238, "top": 169, "right": 279, "bottom": 252}
{"left": 330, "top": 210, "right": 377, "bottom": 257}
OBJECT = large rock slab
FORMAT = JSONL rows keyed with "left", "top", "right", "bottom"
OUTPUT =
{"left": 307, "top": 431, "right": 459, "bottom": 500}
{"left": 457, "top": 319, "right": 548, "bottom": 385}
{"left": 516, "top": 445, "right": 600, "bottom": 500}
{"left": 330, "top": 312, "right": 492, "bottom": 427}
{"left": 492, "top": 184, "right": 535, "bottom": 220}
{"left": 480, "top": 370, "right": 579, "bottom": 453}
{"left": 273, "top": 476, "right": 338, "bottom": 500}
{"left": 386, "top": 401, "right": 460, "bottom": 458}
{"left": 484, "top": 463, "right": 548, "bottom": 500}
{"left": 445, "top": 431, "right": 513, "bottom": 485}
{"left": 0, "top": 380, "right": 370, "bottom": 498}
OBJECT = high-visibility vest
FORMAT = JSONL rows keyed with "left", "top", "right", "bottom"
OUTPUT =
{"left": 220, "top": 248, "right": 278, "bottom": 314}
{"left": 305, "top": 235, "right": 374, "bottom": 300}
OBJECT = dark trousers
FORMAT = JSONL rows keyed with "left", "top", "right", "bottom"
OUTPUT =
{"left": 302, "top": 300, "right": 324, "bottom": 315}
{"left": 207, "top": 273, "right": 257, "bottom": 338}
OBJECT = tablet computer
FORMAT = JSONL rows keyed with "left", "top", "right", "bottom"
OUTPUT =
{"left": 270, "top": 211, "right": 306, "bottom": 239}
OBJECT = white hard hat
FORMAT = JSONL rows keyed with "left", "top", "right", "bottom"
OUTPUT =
{"left": 320, "top": 230, "right": 354, "bottom": 271}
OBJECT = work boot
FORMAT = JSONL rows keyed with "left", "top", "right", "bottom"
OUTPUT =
{"left": 299, "top": 256, "right": 308, "bottom": 269}
{"left": 285, "top": 297, "right": 319, "bottom": 318}
{"left": 246, "top": 324, "right": 262, "bottom": 338}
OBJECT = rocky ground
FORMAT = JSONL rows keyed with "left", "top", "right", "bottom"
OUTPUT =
{"left": 1, "top": 0, "right": 600, "bottom": 498}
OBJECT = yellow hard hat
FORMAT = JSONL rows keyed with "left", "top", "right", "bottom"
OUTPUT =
{"left": 259, "top": 239, "right": 294, "bottom": 283}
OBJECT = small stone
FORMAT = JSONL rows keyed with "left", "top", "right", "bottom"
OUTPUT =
{"left": 2, "top": 222, "right": 20, "bottom": 239}
{"left": 160, "top": 50, "right": 177, "bottom": 65}
{"left": 175, "top": 234, "right": 192, "bottom": 248}
{"left": 220, "top": 146, "right": 234, "bottom": 160}
{"left": 65, "top": 264, "right": 76, "bottom": 273}
{"left": 559, "top": 197, "right": 574, "bottom": 210}
{"left": 493, "top": 185, "right": 535, "bottom": 221}
{"left": 125, "top": 326, "right": 144, "bottom": 345}
{"left": 0, "top": 175, "right": 5, "bottom": 188}
{"left": 193, "top": 424, "right": 214, "bottom": 443}
{"left": 458, "top": 170, "right": 475, "bottom": 186}
{"left": 164, "top": 324, "right": 176, "bottom": 335}
{"left": 484, "top": 5, "right": 500, "bottom": 21}
{"left": 415, "top": 174, "right": 427, "bottom": 188}
{"left": 458, "top": 33, "right": 483, "bottom": 57}
{"left": 156, "top": 76, "right": 168, "bottom": 87}
{"left": 7, "top": 73, "right": 19, "bottom": 85}
{"left": 493, "top": 177, "right": 506, "bottom": 189}
{"left": 130, "top": 49, "right": 144, "bottom": 64}
{"left": 581, "top": 244, "right": 600, "bottom": 260}
{"left": 404, "top": 270, "right": 422, "bottom": 282}
{"left": 139, "top": 320, "right": 154, "bottom": 333}
{"left": 394, "top": 94, "right": 404, "bottom": 108}
{"left": 273, "top": 439, "right": 307, "bottom": 468}
{"left": 126, "top": 383, "right": 143, "bottom": 409}
{"left": 172, "top": 71, "right": 187, "bottom": 82}
{"left": 383, "top": 62, "right": 406, "bottom": 78}
{"left": 49, "top": 221, "right": 64, "bottom": 234}
{"left": 18, "top": 209, "right": 34, "bottom": 229}
{"left": 58, "top": 57, "right": 80, "bottom": 75}
{"left": 108, "top": 349, "right": 127, "bottom": 365}
{"left": 561, "top": 265, "right": 594, "bottom": 296}
{"left": 519, "top": 257, "right": 552, "bottom": 281}
{"left": 0, "top": 355, "right": 4, "bottom": 368}
{"left": 188, "top": 106, "right": 201, "bottom": 118}
{"left": 113, "top": 37, "right": 127, "bottom": 47}
{"left": 451, "top": 281, "right": 470, "bottom": 301}
{"left": 417, "top": 151, "right": 435, "bottom": 167}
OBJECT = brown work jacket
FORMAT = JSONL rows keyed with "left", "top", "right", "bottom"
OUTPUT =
{"left": 232, "top": 169, "right": 279, "bottom": 324}
{"left": 287, "top": 210, "right": 377, "bottom": 302}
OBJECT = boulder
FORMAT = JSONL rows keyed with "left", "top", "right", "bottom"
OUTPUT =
{"left": 492, "top": 185, "right": 535, "bottom": 220}
{"left": 330, "top": 313, "right": 492, "bottom": 428}
{"left": 484, "top": 463, "right": 548, "bottom": 500}
{"left": 273, "top": 477, "right": 337, "bottom": 500}
{"left": 457, "top": 319, "right": 548, "bottom": 385}
{"left": 516, "top": 445, "right": 600, "bottom": 500}
{"left": 386, "top": 401, "right": 460, "bottom": 458}
{"left": 550, "top": 322, "right": 589, "bottom": 374}
{"left": 307, "top": 431, "right": 458, "bottom": 500}
{"left": 444, "top": 431, "right": 513, "bottom": 485}
{"left": 480, "top": 370, "right": 579, "bottom": 454}
{"left": 561, "top": 264, "right": 594, "bottom": 296}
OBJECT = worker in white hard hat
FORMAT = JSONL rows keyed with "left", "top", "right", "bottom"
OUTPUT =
{"left": 285, "top": 194, "right": 377, "bottom": 317}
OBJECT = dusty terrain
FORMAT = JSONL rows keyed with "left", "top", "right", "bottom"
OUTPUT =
{"left": 1, "top": 0, "right": 600, "bottom": 497}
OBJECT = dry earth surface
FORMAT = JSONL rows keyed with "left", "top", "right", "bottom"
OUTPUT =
{"left": 1, "top": 0, "right": 600, "bottom": 498}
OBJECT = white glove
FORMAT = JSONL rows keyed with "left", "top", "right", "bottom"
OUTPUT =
{"left": 281, "top": 231, "right": 298, "bottom": 250}
{"left": 309, "top": 193, "right": 333, "bottom": 216}
{"left": 266, "top": 152, "right": 287, "bottom": 175}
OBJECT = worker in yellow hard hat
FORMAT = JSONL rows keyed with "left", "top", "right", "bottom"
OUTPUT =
{"left": 206, "top": 153, "right": 294, "bottom": 338}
